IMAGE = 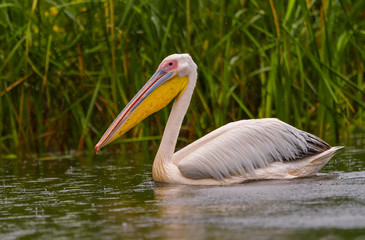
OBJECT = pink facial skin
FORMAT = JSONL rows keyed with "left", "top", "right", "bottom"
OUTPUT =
{"left": 158, "top": 59, "right": 178, "bottom": 72}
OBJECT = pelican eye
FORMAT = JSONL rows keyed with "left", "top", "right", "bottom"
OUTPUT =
{"left": 168, "top": 61, "right": 173, "bottom": 66}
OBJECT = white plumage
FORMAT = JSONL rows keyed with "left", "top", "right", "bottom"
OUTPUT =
{"left": 175, "top": 119, "right": 330, "bottom": 180}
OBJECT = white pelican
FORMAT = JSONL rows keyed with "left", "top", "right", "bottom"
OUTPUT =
{"left": 95, "top": 53, "right": 342, "bottom": 185}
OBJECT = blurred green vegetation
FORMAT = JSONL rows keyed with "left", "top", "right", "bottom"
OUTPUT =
{"left": 0, "top": 0, "right": 364, "bottom": 156}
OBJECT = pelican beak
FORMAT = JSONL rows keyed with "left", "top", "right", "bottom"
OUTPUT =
{"left": 95, "top": 68, "right": 188, "bottom": 153}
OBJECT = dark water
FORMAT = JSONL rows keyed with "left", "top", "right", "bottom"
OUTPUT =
{"left": 1, "top": 134, "right": 365, "bottom": 240}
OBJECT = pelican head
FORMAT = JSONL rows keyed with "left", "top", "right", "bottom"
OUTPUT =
{"left": 95, "top": 53, "right": 197, "bottom": 153}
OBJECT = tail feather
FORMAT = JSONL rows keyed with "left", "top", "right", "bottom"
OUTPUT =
{"left": 290, "top": 146, "right": 343, "bottom": 177}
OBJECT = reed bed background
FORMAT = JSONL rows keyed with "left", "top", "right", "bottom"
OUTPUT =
{"left": 0, "top": 0, "right": 364, "bottom": 157}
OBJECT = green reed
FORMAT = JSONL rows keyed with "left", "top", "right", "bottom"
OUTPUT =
{"left": 0, "top": 0, "right": 364, "bottom": 156}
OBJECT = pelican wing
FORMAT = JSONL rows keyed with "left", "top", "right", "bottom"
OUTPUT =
{"left": 175, "top": 118, "right": 330, "bottom": 180}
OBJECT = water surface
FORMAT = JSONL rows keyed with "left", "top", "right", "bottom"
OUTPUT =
{"left": 1, "top": 134, "right": 365, "bottom": 240}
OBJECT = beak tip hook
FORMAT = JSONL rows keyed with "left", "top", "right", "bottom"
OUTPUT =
{"left": 95, "top": 145, "right": 99, "bottom": 154}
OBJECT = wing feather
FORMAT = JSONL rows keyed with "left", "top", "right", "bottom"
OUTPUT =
{"left": 176, "top": 118, "right": 330, "bottom": 180}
